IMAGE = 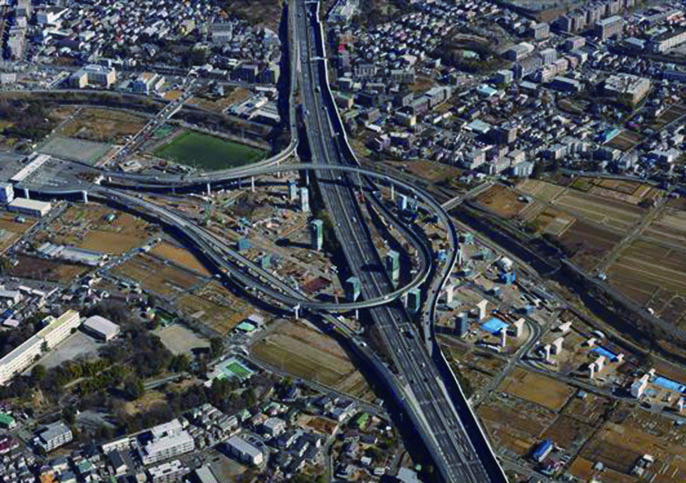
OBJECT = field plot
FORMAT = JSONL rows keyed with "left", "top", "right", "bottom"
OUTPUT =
{"left": 39, "top": 136, "right": 111, "bottom": 165}
{"left": 153, "top": 130, "right": 266, "bottom": 170}
{"left": 561, "top": 391, "right": 611, "bottom": 425}
{"left": 154, "top": 324, "right": 210, "bottom": 355}
{"left": 498, "top": 367, "right": 575, "bottom": 411}
{"left": 552, "top": 190, "right": 645, "bottom": 233}
{"left": 605, "top": 129, "right": 642, "bottom": 152}
{"left": 8, "top": 255, "right": 89, "bottom": 282}
{"left": 651, "top": 103, "right": 686, "bottom": 131}
{"left": 176, "top": 282, "right": 252, "bottom": 336}
{"left": 151, "top": 242, "right": 211, "bottom": 276}
{"left": 517, "top": 179, "right": 566, "bottom": 203}
{"left": 568, "top": 456, "right": 637, "bottom": 483}
{"left": 474, "top": 184, "right": 530, "bottom": 218}
{"left": 578, "top": 411, "right": 686, "bottom": 480}
{"left": 607, "top": 238, "right": 686, "bottom": 322}
{"left": 112, "top": 254, "right": 203, "bottom": 298}
{"left": 528, "top": 207, "right": 575, "bottom": 237}
{"left": 478, "top": 395, "right": 557, "bottom": 457}
{"left": 559, "top": 220, "right": 624, "bottom": 271}
{"left": 540, "top": 415, "right": 594, "bottom": 451}
{"left": 641, "top": 208, "right": 686, "bottom": 248}
{"left": 252, "top": 321, "right": 370, "bottom": 396}
{"left": 59, "top": 108, "right": 147, "bottom": 144}
{"left": 47, "top": 204, "right": 154, "bottom": 254}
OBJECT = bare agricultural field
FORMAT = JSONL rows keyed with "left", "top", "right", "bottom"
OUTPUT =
{"left": 498, "top": 367, "right": 575, "bottom": 411}
{"left": 607, "top": 239, "right": 686, "bottom": 322}
{"left": 151, "top": 242, "right": 211, "bottom": 276}
{"left": 568, "top": 457, "right": 637, "bottom": 483}
{"left": 605, "top": 129, "right": 642, "bottom": 152}
{"left": 559, "top": 220, "right": 624, "bottom": 272}
{"left": 474, "top": 184, "right": 529, "bottom": 219}
{"left": 651, "top": 103, "right": 686, "bottom": 131}
{"left": 552, "top": 190, "right": 645, "bottom": 233}
{"left": 516, "top": 179, "right": 566, "bottom": 203}
{"left": 561, "top": 391, "right": 612, "bottom": 425}
{"left": 528, "top": 207, "right": 575, "bottom": 237}
{"left": 642, "top": 208, "right": 686, "bottom": 248}
{"left": 251, "top": 321, "right": 367, "bottom": 390}
{"left": 59, "top": 108, "right": 147, "bottom": 144}
{"left": 540, "top": 414, "right": 594, "bottom": 451}
{"left": 113, "top": 254, "right": 202, "bottom": 299}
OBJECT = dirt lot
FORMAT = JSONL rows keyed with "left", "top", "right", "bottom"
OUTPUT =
{"left": 251, "top": 321, "right": 371, "bottom": 396}
{"left": 151, "top": 242, "right": 211, "bottom": 276}
{"left": 478, "top": 395, "right": 558, "bottom": 457}
{"left": 8, "top": 255, "right": 89, "bottom": 282}
{"left": 517, "top": 179, "right": 566, "bottom": 203}
{"left": 499, "top": 368, "right": 575, "bottom": 411}
{"left": 112, "top": 254, "right": 203, "bottom": 299}
{"left": 187, "top": 87, "right": 252, "bottom": 114}
{"left": 59, "top": 107, "right": 148, "bottom": 144}
{"left": 154, "top": 324, "right": 210, "bottom": 355}
{"left": 579, "top": 410, "right": 686, "bottom": 480}
{"left": 0, "top": 211, "right": 36, "bottom": 252}
{"left": 474, "top": 184, "right": 529, "bottom": 219}
{"left": 46, "top": 204, "right": 155, "bottom": 255}
{"left": 176, "top": 282, "right": 253, "bottom": 336}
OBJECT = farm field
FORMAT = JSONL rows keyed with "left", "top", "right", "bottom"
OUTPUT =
{"left": 0, "top": 211, "right": 36, "bottom": 252}
{"left": 604, "top": 129, "right": 642, "bottom": 152}
{"left": 498, "top": 367, "right": 575, "bottom": 411}
{"left": 559, "top": 219, "right": 624, "bottom": 272}
{"left": 112, "top": 254, "right": 203, "bottom": 299}
{"left": 551, "top": 190, "right": 645, "bottom": 233}
{"left": 58, "top": 107, "right": 147, "bottom": 144}
{"left": 607, "top": 238, "right": 686, "bottom": 323}
{"left": 151, "top": 242, "right": 211, "bottom": 276}
{"left": 153, "top": 130, "right": 266, "bottom": 170}
{"left": 517, "top": 179, "right": 566, "bottom": 203}
{"left": 176, "top": 282, "right": 252, "bottom": 336}
{"left": 251, "top": 321, "right": 370, "bottom": 396}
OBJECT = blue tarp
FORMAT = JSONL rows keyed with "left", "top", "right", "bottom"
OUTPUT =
{"left": 481, "top": 317, "right": 508, "bottom": 334}
{"left": 653, "top": 376, "right": 686, "bottom": 393}
{"left": 592, "top": 346, "right": 618, "bottom": 362}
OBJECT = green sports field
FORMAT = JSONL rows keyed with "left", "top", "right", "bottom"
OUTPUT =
{"left": 154, "top": 130, "right": 266, "bottom": 170}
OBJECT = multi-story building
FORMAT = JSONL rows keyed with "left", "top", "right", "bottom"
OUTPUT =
{"left": 69, "top": 65, "right": 117, "bottom": 88}
{"left": 0, "top": 183, "right": 14, "bottom": 204}
{"left": 604, "top": 74, "right": 651, "bottom": 105}
{"left": 37, "top": 421, "right": 73, "bottom": 452}
{"left": 648, "top": 29, "right": 686, "bottom": 53}
{"left": 225, "top": 436, "right": 264, "bottom": 466}
{"left": 139, "top": 420, "right": 195, "bottom": 465}
{"left": 0, "top": 310, "right": 81, "bottom": 385}
{"left": 131, "top": 72, "right": 165, "bottom": 94}
{"left": 595, "top": 15, "right": 624, "bottom": 40}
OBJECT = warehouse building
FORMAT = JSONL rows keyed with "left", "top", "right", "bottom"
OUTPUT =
{"left": 8, "top": 198, "right": 52, "bottom": 217}
{"left": 604, "top": 74, "right": 651, "bottom": 105}
{"left": 82, "top": 315, "right": 120, "bottom": 341}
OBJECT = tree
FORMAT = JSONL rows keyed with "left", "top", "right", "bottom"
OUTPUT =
{"left": 30, "top": 364, "right": 46, "bottom": 384}
{"left": 63, "top": 407, "right": 77, "bottom": 425}
{"left": 169, "top": 354, "right": 190, "bottom": 373}
{"left": 209, "top": 337, "right": 224, "bottom": 359}
{"left": 124, "top": 378, "right": 144, "bottom": 400}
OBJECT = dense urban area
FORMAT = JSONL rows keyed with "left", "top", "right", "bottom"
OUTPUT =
{"left": 0, "top": 0, "right": 683, "bottom": 482}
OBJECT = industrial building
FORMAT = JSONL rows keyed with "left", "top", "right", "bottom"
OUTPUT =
{"left": 37, "top": 243, "right": 107, "bottom": 266}
{"left": 82, "top": 315, "right": 120, "bottom": 341}
{"left": 10, "top": 153, "right": 50, "bottom": 183}
{"left": 0, "top": 310, "right": 81, "bottom": 385}
{"left": 8, "top": 197, "right": 52, "bottom": 217}
{"left": 139, "top": 419, "right": 195, "bottom": 465}
{"left": 225, "top": 435, "right": 264, "bottom": 466}
{"left": 36, "top": 421, "right": 73, "bottom": 452}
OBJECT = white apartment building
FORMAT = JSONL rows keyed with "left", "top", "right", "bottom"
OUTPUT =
{"left": 0, "top": 310, "right": 81, "bottom": 385}
{"left": 139, "top": 419, "right": 195, "bottom": 465}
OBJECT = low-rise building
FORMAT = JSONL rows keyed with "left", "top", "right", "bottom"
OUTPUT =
{"left": 82, "top": 315, "right": 120, "bottom": 341}
{"left": 225, "top": 435, "right": 264, "bottom": 466}
{"left": 37, "top": 421, "right": 72, "bottom": 452}
{"left": 8, "top": 198, "right": 52, "bottom": 217}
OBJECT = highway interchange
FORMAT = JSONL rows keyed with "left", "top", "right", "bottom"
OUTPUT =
{"left": 20, "top": 0, "right": 508, "bottom": 481}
